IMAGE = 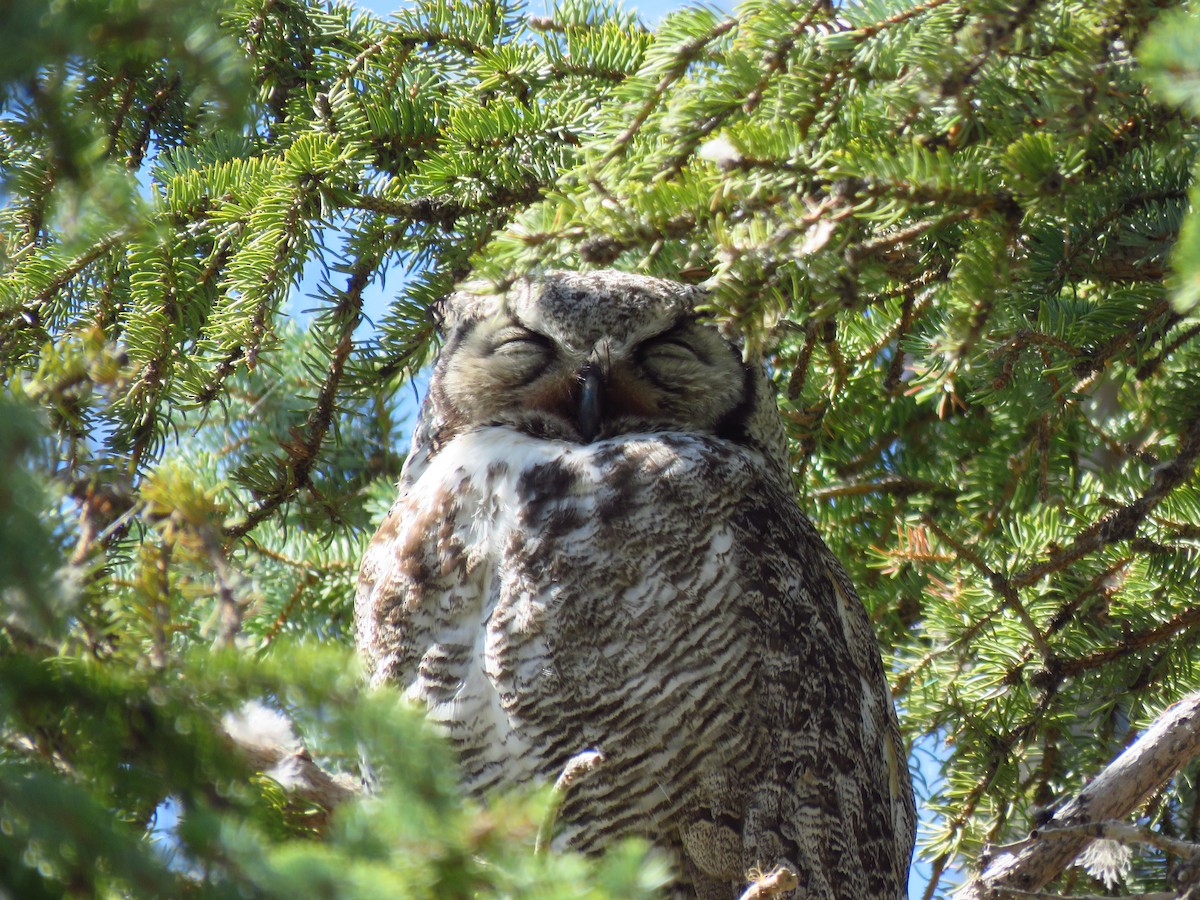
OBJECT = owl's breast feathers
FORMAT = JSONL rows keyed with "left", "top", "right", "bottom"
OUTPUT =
{"left": 355, "top": 426, "right": 914, "bottom": 898}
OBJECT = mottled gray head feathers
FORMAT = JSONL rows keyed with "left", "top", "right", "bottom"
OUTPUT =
{"left": 437, "top": 270, "right": 699, "bottom": 345}
{"left": 403, "top": 271, "right": 789, "bottom": 486}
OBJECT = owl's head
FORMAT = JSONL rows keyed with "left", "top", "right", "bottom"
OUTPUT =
{"left": 408, "top": 271, "right": 787, "bottom": 475}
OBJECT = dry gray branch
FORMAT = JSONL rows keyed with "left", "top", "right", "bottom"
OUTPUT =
{"left": 223, "top": 701, "right": 357, "bottom": 832}
{"left": 957, "top": 691, "right": 1200, "bottom": 899}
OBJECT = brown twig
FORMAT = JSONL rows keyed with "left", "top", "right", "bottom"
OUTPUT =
{"left": 535, "top": 749, "right": 606, "bottom": 855}
{"left": 736, "top": 866, "right": 799, "bottom": 900}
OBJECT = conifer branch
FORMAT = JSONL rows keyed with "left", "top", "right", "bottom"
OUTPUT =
{"left": 653, "top": 0, "right": 830, "bottom": 181}
{"left": 1046, "top": 603, "right": 1200, "bottom": 681}
{"left": 195, "top": 346, "right": 245, "bottom": 405}
{"left": 528, "top": 14, "right": 648, "bottom": 36}
{"left": 578, "top": 212, "right": 700, "bottom": 265}
{"left": 829, "top": 409, "right": 939, "bottom": 476}
{"left": 1043, "top": 557, "right": 1133, "bottom": 638}
{"left": 845, "top": 211, "right": 973, "bottom": 270}
{"left": 865, "top": 180, "right": 1021, "bottom": 218}
{"left": 856, "top": 0, "right": 960, "bottom": 43}
{"left": 811, "top": 475, "right": 955, "bottom": 500}
{"left": 262, "top": 571, "right": 319, "bottom": 646}
{"left": 1136, "top": 322, "right": 1200, "bottom": 380}
{"left": 803, "top": 0, "right": 957, "bottom": 142}
{"left": 1011, "top": 406, "right": 1200, "bottom": 589}
{"left": 601, "top": 16, "right": 737, "bottom": 164}
{"left": 129, "top": 75, "right": 181, "bottom": 170}
{"left": 783, "top": 320, "right": 819, "bottom": 401}
{"left": 1086, "top": 107, "right": 1187, "bottom": 174}
{"left": 922, "top": 516, "right": 1054, "bottom": 663}
{"left": 1072, "top": 300, "right": 1176, "bottom": 380}
{"left": 947, "top": 0, "right": 1044, "bottom": 97}
{"left": 352, "top": 182, "right": 546, "bottom": 229}
{"left": 27, "top": 229, "right": 131, "bottom": 308}
{"left": 106, "top": 73, "right": 138, "bottom": 160}
{"left": 1059, "top": 190, "right": 1184, "bottom": 287}
{"left": 396, "top": 29, "right": 497, "bottom": 60}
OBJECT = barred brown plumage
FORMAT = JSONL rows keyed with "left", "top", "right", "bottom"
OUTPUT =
{"left": 355, "top": 271, "right": 915, "bottom": 898}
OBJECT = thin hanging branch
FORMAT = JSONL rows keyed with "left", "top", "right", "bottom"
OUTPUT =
{"left": 222, "top": 257, "right": 371, "bottom": 541}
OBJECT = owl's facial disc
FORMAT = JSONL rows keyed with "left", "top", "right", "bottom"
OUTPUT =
{"left": 438, "top": 309, "right": 754, "bottom": 445}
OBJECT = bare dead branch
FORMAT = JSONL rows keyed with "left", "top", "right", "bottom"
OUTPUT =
{"left": 986, "top": 890, "right": 1172, "bottom": 899}
{"left": 224, "top": 703, "right": 358, "bottom": 834}
{"left": 957, "top": 691, "right": 1200, "bottom": 898}
{"left": 1035, "top": 819, "right": 1200, "bottom": 861}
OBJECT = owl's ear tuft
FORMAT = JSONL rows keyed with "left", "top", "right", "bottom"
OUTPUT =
{"left": 434, "top": 280, "right": 506, "bottom": 336}
{"left": 430, "top": 294, "right": 453, "bottom": 337}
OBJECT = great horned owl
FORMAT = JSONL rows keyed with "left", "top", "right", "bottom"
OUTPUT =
{"left": 355, "top": 271, "right": 915, "bottom": 898}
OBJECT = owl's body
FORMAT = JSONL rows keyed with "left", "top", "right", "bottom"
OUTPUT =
{"left": 356, "top": 272, "right": 915, "bottom": 898}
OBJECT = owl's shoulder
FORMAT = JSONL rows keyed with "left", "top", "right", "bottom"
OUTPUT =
{"left": 402, "top": 426, "right": 773, "bottom": 503}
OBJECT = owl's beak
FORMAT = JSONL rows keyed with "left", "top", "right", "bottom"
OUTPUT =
{"left": 577, "top": 362, "right": 604, "bottom": 443}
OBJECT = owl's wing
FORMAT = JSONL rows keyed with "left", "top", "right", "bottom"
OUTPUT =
{"left": 354, "top": 433, "right": 569, "bottom": 793}
{"left": 512, "top": 436, "right": 914, "bottom": 896}
{"left": 727, "top": 475, "right": 916, "bottom": 898}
